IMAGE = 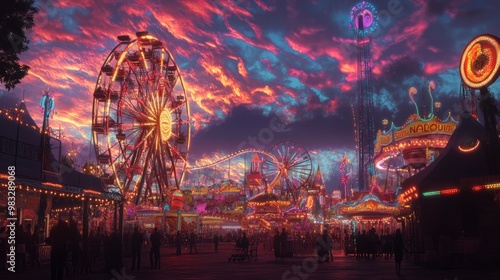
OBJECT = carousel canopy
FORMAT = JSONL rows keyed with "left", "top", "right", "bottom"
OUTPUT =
{"left": 336, "top": 193, "right": 399, "bottom": 218}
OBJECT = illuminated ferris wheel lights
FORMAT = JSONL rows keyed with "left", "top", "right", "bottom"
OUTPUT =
{"left": 92, "top": 32, "right": 190, "bottom": 203}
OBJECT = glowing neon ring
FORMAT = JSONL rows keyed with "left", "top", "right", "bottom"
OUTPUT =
{"left": 350, "top": 1, "right": 378, "bottom": 34}
{"left": 460, "top": 34, "right": 500, "bottom": 89}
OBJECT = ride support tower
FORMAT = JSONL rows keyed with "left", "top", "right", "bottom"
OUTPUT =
{"left": 351, "top": 2, "right": 377, "bottom": 191}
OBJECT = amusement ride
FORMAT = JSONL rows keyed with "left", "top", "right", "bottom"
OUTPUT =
{"left": 86, "top": 4, "right": 498, "bottom": 235}
{"left": 373, "top": 82, "right": 459, "bottom": 185}
{"left": 89, "top": 31, "right": 322, "bottom": 232}
{"left": 91, "top": 31, "right": 190, "bottom": 205}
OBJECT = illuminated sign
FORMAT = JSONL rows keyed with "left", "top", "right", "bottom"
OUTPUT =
{"left": 374, "top": 132, "right": 393, "bottom": 152}
{"left": 395, "top": 120, "right": 455, "bottom": 141}
{"left": 375, "top": 116, "right": 457, "bottom": 152}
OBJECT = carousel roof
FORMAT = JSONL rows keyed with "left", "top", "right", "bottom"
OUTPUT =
{"left": 336, "top": 193, "right": 399, "bottom": 218}
{"left": 247, "top": 192, "right": 291, "bottom": 210}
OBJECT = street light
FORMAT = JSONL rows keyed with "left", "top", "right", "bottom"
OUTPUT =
{"left": 434, "top": 101, "right": 441, "bottom": 116}
{"left": 382, "top": 119, "right": 388, "bottom": 132}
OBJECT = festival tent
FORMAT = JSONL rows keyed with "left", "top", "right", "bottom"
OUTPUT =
{"left": 400, "top": 114, "right": 500, "bottom": 266}
{"left": 402, "top": 115, "right": 500, "bottom": 192}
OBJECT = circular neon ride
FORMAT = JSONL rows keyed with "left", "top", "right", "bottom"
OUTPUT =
{"left": 374, "top": 83, "right": 458, "bottom": 174}
{"left": 92, "top": 31, "right": 190, "bottom": 205}
{"left": 186, "top": 142, "right": 313, "bottom": 202}
{"left": 350, "top": 1, "right": 378, "bottom": 34}
{"left": 460, "top": 34, "right": 500, "bottom": 89}
{"left": 264, "top": 142, "right": 313, "bottom": 202}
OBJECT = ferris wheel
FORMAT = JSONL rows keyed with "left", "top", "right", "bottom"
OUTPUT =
{"left": 263, "top": 142, "right": 313, "bottom": 202}
{"left": 91, "top": 31, "right": 190, "bottom": 205}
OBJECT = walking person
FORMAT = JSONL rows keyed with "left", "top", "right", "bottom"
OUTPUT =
{"left": 213, "top": 233, "right": 219, "bottom": 253}
{"left": 329, "top": 232, "right": 335, "bottom": 261}
{"left": 24, "top": 224, "right": 34, "bottom": 268}
{"left": 280, "top": 229, "right": 287, "bottom": 259}
{"left": 241, "top": 232, "right": 249, "bottom": 254}
{"left": 317, "top": 230, "right": 331, "bottom": 263}
{"left": 393, "top": 229, "right": 404, "bottom": 274}
{"left": 68, "top": 221, "right": 82, "bottom": 275}
{"left": 273, "top": 229, "right": 280, "bottom": 261}
{"left": 149, "top": 228, "right": 161, "bottom": 269}
{"left": 49, "top": 219, "right": 69, "bottom": 280}
{"left": 30, "top": 225, "right": 41, "bottom": 269}
{"left": 189, "top": 231, "right": 198, "bottom": 254}
{"left": 175, "top": 231, "right": 182, "bottom": 256}
{"left": 130, "top": 226, "right": 143, "bottom": 270}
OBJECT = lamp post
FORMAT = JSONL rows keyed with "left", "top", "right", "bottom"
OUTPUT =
{"left": 434, "top": 101, "right": 441, "bottom": 117}
{"left": 13, "top": 99, "right": 25, "bottom": 168}
{"left": 382, "top": 119, "right": 388, "bottom": 132}
{"left": 39, "top": 87, "right": 55, "bottom": 175}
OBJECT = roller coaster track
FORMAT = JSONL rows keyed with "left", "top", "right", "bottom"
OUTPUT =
{"left": 186, "top": 148, "right": 278, "bottom": 171}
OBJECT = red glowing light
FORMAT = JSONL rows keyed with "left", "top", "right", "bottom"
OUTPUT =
{"left": 471, "top": 185, "right": 485, "bottom": 191}
{"left": 440, "top": 188, "right": 459, "bottom": 195}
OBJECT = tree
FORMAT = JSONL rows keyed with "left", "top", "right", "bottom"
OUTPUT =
{"left": 0, "top": 0, "right": 38, "bottom": 90}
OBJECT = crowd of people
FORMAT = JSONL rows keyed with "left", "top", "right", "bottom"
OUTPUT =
{"left": 0, "top": 222, "right": 408, "bottom": 277}
{"left": 342, "top": 227, "right": 405, "bottom": 263}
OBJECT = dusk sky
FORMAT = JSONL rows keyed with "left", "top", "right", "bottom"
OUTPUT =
{"left": 2, "top": 0, "right": 500, "bottom": 192}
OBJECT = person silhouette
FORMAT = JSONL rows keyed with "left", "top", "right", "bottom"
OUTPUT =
{"left": 213, "top": 233, "right": 219, "bottom": 253}
{"left": 149, "top": 228, "right": 161, "bottom": 269}
{"left": 175, "top": 231, "right": 182, "bottom": 256}
{"left": 393, "top": 229, "right": 404, "bottom": 274}
{"left": 49, "top": 219, "right": 69, "bottom": 280}
{"left": 189, "top": 231, "right": 198, "bottom": 254}
{"left": 131, "top": 227, "right": 142, "bottom": 270}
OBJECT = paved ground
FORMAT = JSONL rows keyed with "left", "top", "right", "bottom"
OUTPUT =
{"left": 4, "top": 243, "right": 499, "bottom": 280}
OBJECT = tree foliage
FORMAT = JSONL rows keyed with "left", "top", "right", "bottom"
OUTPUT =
{"left": 0, "top": 0, "right": 38, "bottom": 90}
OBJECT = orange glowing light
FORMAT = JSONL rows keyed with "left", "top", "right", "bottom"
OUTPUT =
{"left": 472, "top": 185, "right": 484, "bottom": 191}
{"left": 84, "top": 189, "right": 101, "bottom": 195}
{"left": 42, "top": 182, "right": 63, "bottom": 189}
{"left": 460, "top": 34, "right": 500, "bottom": 89}
{"left": 458, "top": 140, "right": 480, "bottom": 152}
{"left": 159, "top": 108, "right": 172, "bottom": 142}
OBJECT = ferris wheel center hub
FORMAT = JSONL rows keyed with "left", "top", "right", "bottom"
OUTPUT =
{"left": 159, "top": 108, "right": 172, "bottom": 142}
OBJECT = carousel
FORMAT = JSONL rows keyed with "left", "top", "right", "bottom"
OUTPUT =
{"left": 245, "top": 192, "right": 290, "bottom": 230}
{"left": 334, "top": 190, "right": 400, "bottom": 234}
{"left": 374, "top": 82, "right": 459, "bottom": 191}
